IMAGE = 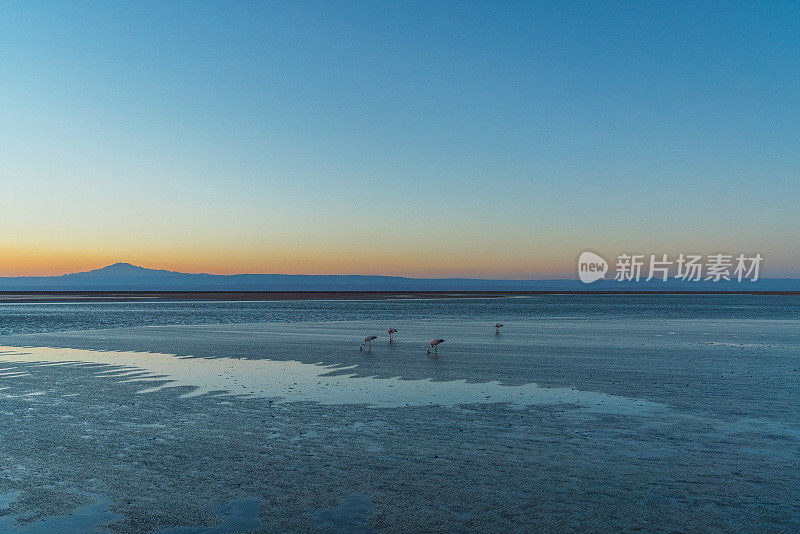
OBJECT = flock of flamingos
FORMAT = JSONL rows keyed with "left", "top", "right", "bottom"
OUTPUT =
{"left": 360, "top": 323, "right": 504, "bottom": 354}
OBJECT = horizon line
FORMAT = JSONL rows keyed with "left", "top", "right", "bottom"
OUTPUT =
{"left": 0, "top": 261, "right": 798, "bottom": 282}
{"left": 2, "top": 261, "right": 579, "bottom": 281}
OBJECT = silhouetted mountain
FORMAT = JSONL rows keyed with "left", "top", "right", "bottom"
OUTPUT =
{"left": 0, "top": 263, "right": 797, "bottom": 291}
{"left": 82, "top": 262, "right": 159, "bottom": 275}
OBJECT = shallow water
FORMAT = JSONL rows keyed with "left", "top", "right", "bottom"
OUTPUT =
{"left": 0, "top": 293, "right": 797, "bottom": 336}
{"left": 0, "top": 296, "right": 798, "bottom": 532}
{"left": 0, "top": 493, "right": 121, "bottom": 533}
{"left": 0, "top": 346, "right": 661, "bottom": 413}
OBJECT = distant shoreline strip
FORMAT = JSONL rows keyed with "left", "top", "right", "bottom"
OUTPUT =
{"left": 0, "top": 290, "right": 798, "bottom": 302}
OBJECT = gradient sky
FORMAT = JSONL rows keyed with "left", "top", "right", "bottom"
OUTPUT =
{"left": 1, "top": 1, "right": 798, "bottom": 278}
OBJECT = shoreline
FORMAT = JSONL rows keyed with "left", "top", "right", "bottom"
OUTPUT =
{"left": 0, "top": 290, "right": 798, "bottom": 302}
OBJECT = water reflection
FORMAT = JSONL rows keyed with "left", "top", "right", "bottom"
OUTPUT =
{"left": 0, "top": 346, "right": 660, "bottom": 413}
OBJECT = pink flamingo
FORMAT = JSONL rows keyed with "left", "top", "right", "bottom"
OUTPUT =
{"left": 494, "top": 323, "right": 504, "bottom": 334}
{"left": 387, "top": 328, "right": 397, "bottom": 341}
{"left": 427, "top": 339, "right": 445, "bottom": 354}
{"left": 362, "top": 335, "right": 378, "bottom": 350}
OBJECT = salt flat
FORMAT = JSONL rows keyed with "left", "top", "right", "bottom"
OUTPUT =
{"left": 0, "top": 298, "right": 798, "bottom": 532}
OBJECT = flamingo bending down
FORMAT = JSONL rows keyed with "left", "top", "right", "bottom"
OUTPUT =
{"left": 494, "top": 323, "right": 504, "bottom": 334}
{"left": 387, "top": 328, "right": 397, "bottom": 341}
{"left": 362, "top": 335, "right": 378, "bottom": 350}
{"left": 427, "top": 339, "right": 445, "bottom": 354}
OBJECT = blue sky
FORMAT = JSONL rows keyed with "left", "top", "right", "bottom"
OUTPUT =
{"left": 1, "top": 1, "right": 798, "bottom": 277}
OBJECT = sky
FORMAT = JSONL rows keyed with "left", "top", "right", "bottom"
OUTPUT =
{"left": 1, "top": 1, "right": 798, "bottom": 278}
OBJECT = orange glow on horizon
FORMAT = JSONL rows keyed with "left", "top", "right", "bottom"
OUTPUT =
{"left": 0, "top": 244, "right": 573, "bottom": 279}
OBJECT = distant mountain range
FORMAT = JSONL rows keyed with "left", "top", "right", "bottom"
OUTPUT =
{"left": 0, "top": 262, "right": 797, "bottom": 292}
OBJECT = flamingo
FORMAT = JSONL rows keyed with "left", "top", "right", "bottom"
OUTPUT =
{"left": 387, "top": 328, "right": 397, "bottom": 341}
{"left": 362, "top": 335, "right": 378, "bottom": 350}
{"left": 494, "top": 323, "right": 504, "bottom": 334}
{"left": 427, "top": 339, "right": 445, "bottom": 354}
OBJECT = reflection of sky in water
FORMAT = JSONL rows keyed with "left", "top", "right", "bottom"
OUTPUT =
{"left": 0, "top": 494, "right": 121, "bottom": 533}
{"left": 0, "top": 492, "right": 263, "bottom": 534}
{"left": 0, "top": 346, "right": 660, "bottom": 413}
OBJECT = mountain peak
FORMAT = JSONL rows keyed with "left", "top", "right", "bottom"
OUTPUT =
{"left": 94, "top": 262, "right": 148, "bottom": 274}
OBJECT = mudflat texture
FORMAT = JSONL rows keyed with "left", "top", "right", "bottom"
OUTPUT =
{"left": 0, "top": 296, "right": 798, "bottom": 532}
